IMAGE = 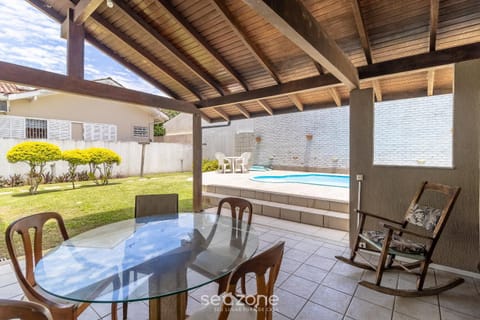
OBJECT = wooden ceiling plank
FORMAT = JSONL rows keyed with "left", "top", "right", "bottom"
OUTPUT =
{"left": 288, "top": 94, "right": 304, "bottom": 111}
{"left": 256, "top": 99, "right": 274, "bottom": 115}
{"left": 211, "top": 0, "right": 281, "bottom": 84}
{"left": 199, "top": 110, "right": 212, "bottom": 123}
{"left": 427, "top": 69, "right": 435, "bottom": 96}
{"left": 372, "top": 80, "right": 382, "bottom": 102}
{"left": 113, "top": 0, "right": 226, "bottom": 96}
{"left": 197, "top": 74, "right": 340, "bottom": 108}
{"left": 74, "top": 0, "right": 104, "bottom": 24}
{"left": 66, "top": 8, "right": 85, "bottom": 79}
{"left": 234, "top": 104, "right": 251, "bottom": 118}
{"left": 0, "top": 60, "right": 198, "bottom": 114}
{"left": 90, "top": 12, "right": 202, "bottom": 99}
{"left": 243, "top": 0, "right": 359, "bottom": 89}
{"left": 156, "top": 0, "right": 249, "bottom": 92}
{"left": 328, "top": 88, "right": 341, "bottom": 106}
{"left": 429, "top": 0, "right": 440, "bottom": 52}
{"left": 351, "top": 0, "right": 373, "bottom": 64}
{"left": 212, "top": 107, "right": 230, "bottom": 121}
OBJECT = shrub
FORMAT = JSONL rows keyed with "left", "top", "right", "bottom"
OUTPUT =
{"left": 202, "top": 159, "right": 218, "bottom": 172}
{"left": 62, "top": 149, "right": 90, "bottom": 189}
{"left": 76, "top": 170, "right": 90, "bottom": 181}
{"left": 6, "top": 142, "right": 61, "bottom": 194}
{"left": 84, "top": 148, "right": 121, "bottom": 185}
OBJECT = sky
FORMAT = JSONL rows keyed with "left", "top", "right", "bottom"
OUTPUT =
{"left": 0, "top": 0, "right": 165, "bottom": 96}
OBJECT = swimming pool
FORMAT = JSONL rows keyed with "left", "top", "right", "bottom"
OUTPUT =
{"left": 250, "top": 173, "right": 349, "bottom": 188}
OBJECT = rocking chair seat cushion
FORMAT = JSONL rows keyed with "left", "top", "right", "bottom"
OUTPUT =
{"left": 363, "top": 230, "right": 427, "bottom": 255}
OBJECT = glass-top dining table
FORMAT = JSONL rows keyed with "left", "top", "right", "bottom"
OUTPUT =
{"left": 34, "top": 213, "right": 259, "bottom": 320}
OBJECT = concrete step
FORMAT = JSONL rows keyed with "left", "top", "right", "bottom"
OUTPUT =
{"left": 203, "top": 191, "right": 349, "bottom": 232}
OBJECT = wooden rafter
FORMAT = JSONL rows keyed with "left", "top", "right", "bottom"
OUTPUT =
{"left": 156, "top": 0, "right": 249, "bottom": 92}
{"left": 427, "top": 70, "right": 435, "bottom": 96}
{"left": 66, "top": 8, "right": 85, "bottom": 79}
{"left": 113, "top": 0, "right": 225, "bottom": 96}
{"left": 289, "top": 94, "right": 304, "bottom": 111}
{"left": 243, "top": 0, "right": 359, "bottom": 89}
{"left": 212, "top": 108, "right": 230, "bottom": 121}
{"left": 73, "top": 0, "right": 103, "bottom": 24}
{"left": 234, "top": 104, "right": 251, "bottom": 118}
{"left": 90, "top": 12, "right": 202, "bottom": 100}
{"left": 257, "top": 99, "right": 274, "bottom": 115}
{"left": 372, "top": 80, "right": 382, "bottom": 102}
{"left": 328, "top": 88, "right": 341, "bottom": 106}
{"left": 27, "top": 0, "right": 180, "bottom": 99}
{"left": 0, "top": 60, "right": 198, "bottom": 114}
{"left": 211, "top": 0, "right": 281, "bottom": 84}
{"left": 351, "top": 0, "right": 373, "bottom": 64}
{"left": 429, "top": 0, "right": 440, "bottom": 52}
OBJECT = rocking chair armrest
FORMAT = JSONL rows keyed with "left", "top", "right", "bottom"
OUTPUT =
{"left": 355, "top": 209, "right": 403, "bottom": 225}
{"left": 381, "top": 223, "right": 434, "bottom": 240}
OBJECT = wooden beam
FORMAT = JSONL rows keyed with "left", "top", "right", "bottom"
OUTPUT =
{"left": 351, "top": 0, "right": 373, "bottom": 64}
{"left": 243, "top": 0, "right": 359, "bottom": 89}
{"left": 27, "top": 0, "right": 180, "bottom": 99}
{"left": 328, "top": 88, "right": 341, "bottom": 106}
{"left": 212, "top": 108, "right": 230, "bottom": 121}
{"left": 256, "top": 99, "right": 274, "bottom": 115}
{"left": 211, "top": 0, "right": 281, "bottom": 84}
{"left": 113, "top": 0, "right": 225, "bottom": 96}
{"left": 192, "top": 113, "right": 202, "bottom": 212}
{"left": 199, "top": 111, "right": 212, "bottom": 123}
{"left": 427, "top": 69, "right": 435, "bottom": 96}
{"left": 0, "top": 61, "right": 198, "bottom": 114}
{"left": 372, "top": 80, "right": 382, "bottom": 102}
{"left": 234, "top": 104, "right": 251, "bottom": 118}
{"left": 156, "top": 0, "right": 249, "bottom": 92}
{"left": 197, "top": 74, "right": 340, "bottom": 108}
{"left": 358, "top": 42, "right": 480, "bottom": 80}
{"left": 66, "top": 8, "right": 85, "bottom": 79}
{"left": 429, "top": 0, "right": 440, "bottom": 52}
{"left": 288, "top": 94, "right": 303, "bottom": 111}
{"left": 90, "top": 11, "right": 202, "bottom": 100}
{"left": 74, "top": 0, "right": 104, "bottom": 24}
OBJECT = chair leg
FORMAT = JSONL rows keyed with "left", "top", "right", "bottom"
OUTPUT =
{"left": 416, "top": 261, "right": 429, "bottom": 290}
{"left": 122, "top": 302, "right": 128, "bottom": 320}
{"left": 217, "top": 275, "right": 229, "bottom": 295}
{"left": 375, "top": 230, "right": 393, "bottom": 285}
{"left": 111, "top": 303, "right": 118, "bottom": 320}
{"left": 386, "top": 254, "right": 396, "bottom": 268}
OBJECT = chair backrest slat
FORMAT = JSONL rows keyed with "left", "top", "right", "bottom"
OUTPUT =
{"left": 217, "top": 197, "right": 253, "bottom": 225}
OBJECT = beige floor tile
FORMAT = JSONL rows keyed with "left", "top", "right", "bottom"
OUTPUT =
{"left": 304, "top": 254, "right": 336, "bottom": 271}
{"left": 395, "top": 297, "right": 440, "bottom": 320}
{"left": 186, "top": 297, "right": 204, "bottom": 316}
{"left": 120, "top": 301, "right": 149, "bottom": 320}
{"left": 322, "top": 273, "right": 359, "bottom": 295}
{"left": 78, "top": 306, "right": 101, "bottom": 320}
{"left": 296, "top": 301, "right": 343, "bottom": 320}
{"left": 280, "top": 257, "right": 302, "bottom": 273}
{"left": 310, "top": 285, "right": 352, "bottom": 314}
{"left": 273, "top": 311, "right": 291, "bottom": 320}
{"left": 440, "top": 307, "right": 480, "bottom": 320}
{"left": 361, "top": 270, "right": 399, "bottom": 289}
{"left": 275, "top": 270, "right": 291, "bottom": 287}
{"left": 295, "top": 264, "right": 329, "bottom": 284}
{"left": 330, "top": 261, "right": 364, "bottom": 280}
{"left": 284, "top": 248, "right": 312, "bottom": 263}
{"left": 397, "top": 272, "right": 438, "bottom": 305}
{"left": 439, "top": 282, "right": 480, "bottom": 318}
{"left": 260, "top": 232, "right": 283, "bottom": 243}
{"left": 347, "top": 297, "right": 392, "bottom": 320}
{"left": 354, "top": 285, "right": 394, "bottom": 309}
{"left": 0, "top": 282, "right": 23, "bottom": 299}
{"left": 275, "top": 288, "right": 307, "bottom": 319}
{"left": 280, "top": 275, "right": 318, "bottom": 299}
{"left": 293, "top": 241, "right": 321, "bottom": 254}
{"left": 392, "top": 311, "right": 417, "bottom": 320}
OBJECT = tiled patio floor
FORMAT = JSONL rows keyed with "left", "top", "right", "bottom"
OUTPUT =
{"left": 1, "top": 210, "right": 479, "bottom": 320}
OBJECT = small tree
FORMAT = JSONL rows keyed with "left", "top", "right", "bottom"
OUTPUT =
{"left": 85, "top": 148, "right": 121, "bottom": 185}
{"left": 62, "top": 149, "right": 89, "bottom": 189}
{"left": 6, "top": 142, "right": 62, "bottom": 194}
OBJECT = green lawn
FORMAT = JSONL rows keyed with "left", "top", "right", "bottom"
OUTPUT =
{"left": 0, "top": 172, "right": 193, "bottom": 259}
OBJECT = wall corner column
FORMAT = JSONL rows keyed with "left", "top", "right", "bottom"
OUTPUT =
{"left": 193, "top": 112, "right": 203, "bottom": 212}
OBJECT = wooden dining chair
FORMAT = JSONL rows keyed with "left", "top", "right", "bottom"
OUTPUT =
{"left": 0, "top": 299, "right": 53, "bottom": 320}
{"left": 188, "top": 241, "right": 285, "bottom": 320}
{"left": 336, "top": 181, "right": 463, "bottom": 296}
{"left": 217, "top": 197, "right": 253, "bottom": 225}
{"left": 5, "top": 212, "right": 119, "bottom": 320}
{"left": 134, "top": 193, "right": 178, "bottom": 218}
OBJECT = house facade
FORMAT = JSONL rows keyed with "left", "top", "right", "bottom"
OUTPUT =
{"left": 0, "top": 79, "right": 168, "bottom": 142}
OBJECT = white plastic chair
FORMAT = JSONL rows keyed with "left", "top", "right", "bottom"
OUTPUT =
{"left": 214, "top": 152, "right": 231, "bottom": 173}
{"left": 235, "top": 152, "right": 251, "bottom": 173}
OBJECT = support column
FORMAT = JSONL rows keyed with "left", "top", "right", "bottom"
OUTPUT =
{"left": 66, "top": 8, "right": 85, "bottom": 79}
{"left": 193, "top": 113, "right": 203, "bottom": 212}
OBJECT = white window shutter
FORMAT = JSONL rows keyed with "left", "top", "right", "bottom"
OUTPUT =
{"left": 10, "top": 117, "right": 25, "bottom": 139}
{"left": 109, "top": 125, "right": 117, "bottom": 142}
{"left": 48, "top": 120, "right": 71, "bottom": 140}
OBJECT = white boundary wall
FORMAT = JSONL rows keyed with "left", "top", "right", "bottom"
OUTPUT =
{"left": 0, "top": 139, "right": 192, "bottom": 178}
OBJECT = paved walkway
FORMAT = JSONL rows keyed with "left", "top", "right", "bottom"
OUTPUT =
{"left": 1, "top": 210, "right": 479, "bottom": 320}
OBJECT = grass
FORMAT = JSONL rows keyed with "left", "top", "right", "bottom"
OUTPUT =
{"left": 0, "top": 172, "right": 193, "bottom": 259}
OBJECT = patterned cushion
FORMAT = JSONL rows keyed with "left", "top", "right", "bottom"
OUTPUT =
{"left": 405, "top": 204, "right": 442, "bottom": 231}
{"left": 363, "top": 230, "right": 427, "bottom": 255}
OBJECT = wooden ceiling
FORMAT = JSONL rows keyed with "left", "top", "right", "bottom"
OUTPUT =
{"left": 24, "top": 0, "right": 480, "bottom": 121}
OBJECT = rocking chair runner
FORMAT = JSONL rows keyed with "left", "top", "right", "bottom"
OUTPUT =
{"left": 336, "top": 181, "right": 463, "bottom": 297}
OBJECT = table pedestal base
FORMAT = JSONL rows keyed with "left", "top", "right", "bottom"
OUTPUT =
{"left": 149, "top": 292, "right": 187, "bottom": 320}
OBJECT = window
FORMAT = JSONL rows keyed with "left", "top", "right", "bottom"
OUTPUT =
{"left": 374, "top": 94, "right": 453, "bottom": 168}
{"left": 84, "top": 123, "right": 117, "bottom": 142}
{"left": 133, "top": 125, "right": 148, "bottom": 138}
{"left": 26, "top": 118, "right": 47, "bottom": 139}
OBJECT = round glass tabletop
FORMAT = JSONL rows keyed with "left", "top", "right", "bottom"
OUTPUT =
{"left": 34, "top": 213, "right": 258, "bottom": 303}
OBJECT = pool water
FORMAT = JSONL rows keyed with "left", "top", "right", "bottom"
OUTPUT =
{"left": 250, "top": 173, "right": 349, "bottom": 188}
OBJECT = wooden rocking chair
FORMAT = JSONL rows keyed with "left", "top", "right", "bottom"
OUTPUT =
{"left": 336, "top": 181, "right": 463, "bottom": 297}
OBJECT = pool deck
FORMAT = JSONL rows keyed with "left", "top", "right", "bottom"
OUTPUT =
{"left": 202, "top": 170, "right": 349, "bottom": 203}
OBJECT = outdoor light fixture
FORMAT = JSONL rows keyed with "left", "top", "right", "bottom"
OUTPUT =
{"left": 106, "top": 0, "right": 114, "bottom": 8}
